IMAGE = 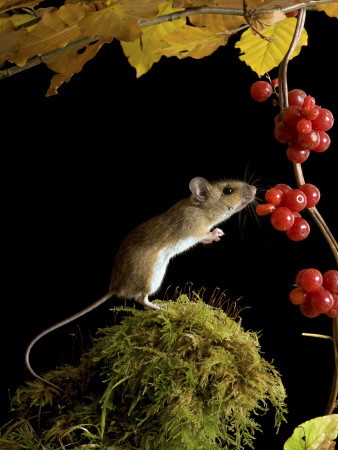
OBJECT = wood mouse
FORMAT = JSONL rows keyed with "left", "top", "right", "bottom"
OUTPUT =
{"left": 25, "top": 176, "right": 256, "bottom": 389}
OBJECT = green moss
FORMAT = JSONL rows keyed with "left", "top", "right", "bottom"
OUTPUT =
{"left": 1, "top": 293, "right": 287, "bottom": 449}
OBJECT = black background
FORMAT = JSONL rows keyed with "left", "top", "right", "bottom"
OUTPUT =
{"left": 1, "top": 9, "right": 338, "bottom": 448}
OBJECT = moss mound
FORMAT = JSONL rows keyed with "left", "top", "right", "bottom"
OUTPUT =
{"left": 1, "top": 294, "right": 287, "bottom": 449}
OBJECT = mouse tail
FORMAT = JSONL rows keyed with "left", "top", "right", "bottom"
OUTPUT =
{"left": 25, "top": 291, "right": 114, "bottom": 390}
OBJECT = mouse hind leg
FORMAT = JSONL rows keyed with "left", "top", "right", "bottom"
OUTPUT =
{"left": 135, "top": 294, "right": 162, "bottom": 310}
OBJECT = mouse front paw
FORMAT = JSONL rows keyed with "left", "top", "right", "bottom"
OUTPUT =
{"left": 202, "top": 228, "right": 224, "bottom": 244}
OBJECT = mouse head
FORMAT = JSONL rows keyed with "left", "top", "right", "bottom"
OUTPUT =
{"left": 189, "top": 176, "right": 256, "bottom": 221}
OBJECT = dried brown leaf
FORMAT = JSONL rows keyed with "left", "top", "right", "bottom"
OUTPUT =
{"left": 256, "top": 10, "right": 286, "bottom": 25}
{"left": 317, "top": 439, "right": 336, "bottom": 450}
{"left": 247, "top": 9, "right": 286, "bottom": 34}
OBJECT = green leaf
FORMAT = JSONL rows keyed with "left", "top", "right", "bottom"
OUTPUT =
{"left": 235, "top": 17, "right": 308, "bottom": 76}
{"left": 284, "top": 415, "right": 338, "bottom": 450}
{"left": 82, "top": 431, "right": 100, "bottom": 440}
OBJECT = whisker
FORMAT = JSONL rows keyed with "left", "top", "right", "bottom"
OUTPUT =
{"left": 238, "top": 195, "right": 263, "bottom": 239}
{"left": 240, "top": 165, "right": 279, "bottom": 238}
{"left": 243, "top": 165, "right": 271, "bottom": 191}
{"left": 248, "top": 201, "right": 262, "bottom": 229}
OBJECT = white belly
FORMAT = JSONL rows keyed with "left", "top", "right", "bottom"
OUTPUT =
{"left": 150, "top": 236, "right": 201, "bottom": 294}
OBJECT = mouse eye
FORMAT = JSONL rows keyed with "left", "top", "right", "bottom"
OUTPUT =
{"left": 223, "top": 186, "right": 234, "bottom": 195}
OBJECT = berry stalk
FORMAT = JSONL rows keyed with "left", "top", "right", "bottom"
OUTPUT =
{"left": 277, "top": 7, "right": 337, "bottom": 264}
{"left": 250, "top": 3, "right": 338, "bottom": 417}
{"left": 326, "top": 319, "right": 338, "bottom": 414}
{"left": 277, "top": 7, "right": 338, "bottom": 415}
{"left": 278, "top": 8, "right": 306, "bottom": 114}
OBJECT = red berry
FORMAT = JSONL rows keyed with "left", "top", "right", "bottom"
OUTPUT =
{"left": 289, "top": 287, "right": 309, "bottom": 305}
{"left": 311, "top": 108, "right": 334, "bottom": 131}
{"left": 296, "top": 118, "right": 312, "bottom": 134}
{"left": 274, "top": 121, "right": 298, "bottom": 143}
{"left": 286, "top": 9, "right": 298, "bottom": 17}
{"left": 299, "top": 183, "right": 320, "bottom": 208}
{"left": 265, "top": 188, "right": 283, "bottom": 206}
{"left": 313, "top": 131, "right": 330, "bottom": 152}
{"left": 273, "top": 183, "right": 292, "bottom": 195}
{"left": 288, "top": 89, "right": 306, "bottom": 108}
{"left": 298, "top": 130, "right": 320, "bottom": 150}
{"left": 282, "top": 189, "right": 307, "bottom": 212}
{"left": 300, "top": 301, "right": 320, "bottom": 318}
{"left": 270, "top": 207, "right": 295, "bottom": 231}
{"left": 274, "top": 112, "right": 282, "bottom": 126}
{"left": 283, "top": 106, "right": 303, "bottom": 126}
{"left": 310, "top": 289, "right": 334, "bottom": 314}
{"left": 286, "top": 217, "right": 310, "bottom": 241}
{"left": 299, "top": 268, "right": 323, "bottom": 293}
{"left": 301, "top": 96, "right": 316, "bottom": 116}
{"left": 271, "top": 78, "right": 279, "bottom": 88}
{"left": 295, "top": 269, "right": 307, "bottom": 285}
{"left": 326, "top": 294, "right": 338, "bottom": 318}
{"left": 250, "top": 81, "right": 273, "bottom": 102}
{"left": 256, "top": 203, "right": 276, "bottom": 216}
{"left": 322, "top": 270, "right": 338, "bottom": 294}
{"left": 307, "top": 106, "right": 320, "bottom": 121}
{"left": 286, "top": 144, "right": 310, "bottom": 163}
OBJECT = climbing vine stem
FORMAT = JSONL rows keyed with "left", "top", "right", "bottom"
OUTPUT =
{"left": 278, "top": 6, "right": 338, "bottom": 415}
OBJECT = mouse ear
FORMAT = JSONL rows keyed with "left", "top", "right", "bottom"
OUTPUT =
{"left": 189, "top": 177, "right": 210, "bottom": 202}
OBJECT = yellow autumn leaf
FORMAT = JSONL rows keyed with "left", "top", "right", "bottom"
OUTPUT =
{"left": 235, "top": 17, "right": 308, "bottom": 76}
{"left": 9, "top": 3, "right": 94, "bottom": 66}
{"left": 0, "top": 17, "right": 28, "bottom": 66}
{"left": 0, "top": 0, "right": 42, "bottom": 13}
{"left": 46, "top": 37, "right": 112, "bottom": 96}
{"left": 79, "top": 0, "right": 162, "bottom": 42}
{"left": 159, "top": 24, "right": 229, "bottom": 59}
{"left": 316, "top": 2, "right": 338, "bottom": 19}
{"left": 121, "top": 1, "right": 185, "bottom": 77}
{"left": 0, "top": 13, "right": 34, "bottom": 28}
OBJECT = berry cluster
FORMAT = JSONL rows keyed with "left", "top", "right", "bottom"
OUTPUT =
{"left": 256, "top": 183, "right": 320, "bottom": 241}
{"left": 250, "top": 81, "right": 335, "bottom": 163}
{"left": 251, "top": 79, "right": 337, "bottom": 325}
{"left": 274, "top": 89, "right": 334, "bottom": 162}
{"left": 289, "top": 268, "right": 338, "bottom": 318}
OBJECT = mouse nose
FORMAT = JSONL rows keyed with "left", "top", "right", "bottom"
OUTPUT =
{"left": 245, "top": 184, "right": 257, "bottom": 199}
{"left": 250, "top": 185, "right": 257, "bottom": 195}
